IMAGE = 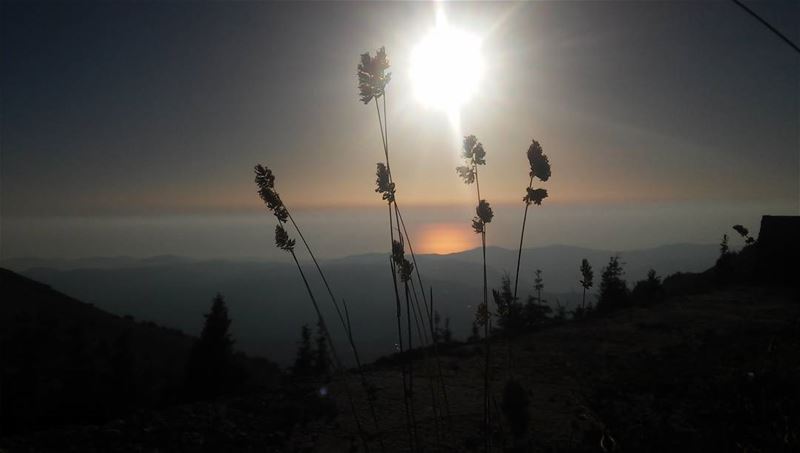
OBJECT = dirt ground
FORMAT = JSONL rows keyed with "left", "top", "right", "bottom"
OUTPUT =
{"left": 303, "top": 286, "right": 799, "bottom": 452}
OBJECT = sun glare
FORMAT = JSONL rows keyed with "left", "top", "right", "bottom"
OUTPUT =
{"left": 410, "top": 12, "right": 484, "bottom": 113}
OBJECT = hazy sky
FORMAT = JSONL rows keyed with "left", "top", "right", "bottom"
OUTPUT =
{"left": 2, "top": 1, "right": 798, "bottom": 259}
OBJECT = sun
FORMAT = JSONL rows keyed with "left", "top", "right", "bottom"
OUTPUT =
{"left": 410, "top": 13, "right": 484, "bottom": 113}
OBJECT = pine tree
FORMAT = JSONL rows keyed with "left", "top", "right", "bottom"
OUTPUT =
{"left": 720, "top": 234, "right": 730, "bottom": 257}
{"left": 313, "top": 320, "right": 331, "bottom": 379}
{"left": 632, "top": 269, "right": 664, "bottom": 305}
{"left": 716, "top": 234, "right": 735, "bottom": 282}
{"left": 533, "top": 269, "right": 544, "bottom": 304}
{"left": 492, "top": 274, "right": 523, "bottom": 333}
{"left": 579, "top": 259, "right": 594, "bottom": 310}
{"left": 596, "top": 256, "right": 630, "bottom": 313}
{"left": 292, "top": 324, "right": 313, "bottom": 377}
{"left": 185, "top": 293, "right": 236, "bottom": 400}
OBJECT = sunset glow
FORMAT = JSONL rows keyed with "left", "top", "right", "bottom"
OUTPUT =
{"left": 416, "top": 222, "right": 479, "bottom": 254}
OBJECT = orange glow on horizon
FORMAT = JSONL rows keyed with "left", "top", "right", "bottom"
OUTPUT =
{"left": 416, "top": 222, "right": 479, "bottom": 255}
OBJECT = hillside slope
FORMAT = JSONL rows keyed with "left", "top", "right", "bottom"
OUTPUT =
{"left": 310, "top": 285, "right": 799, "bottom": 451}
{"left": 0, "top": 268, "right": 278, "bottom": 436}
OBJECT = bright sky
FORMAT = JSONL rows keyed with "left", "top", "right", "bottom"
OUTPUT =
{"left": 1, "top": 1, "right": 797, "bottom": 259}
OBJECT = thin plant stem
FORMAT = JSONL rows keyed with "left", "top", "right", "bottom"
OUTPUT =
{"left": 284, "top": 209, "right": 384, "bottom": 447}
{"left": 430, "top": 286, "right": 452, "bottom": 427}
{"left": 482, "top": 231, "right": 490, "bottom": 453}
{"left": 473, "top": 163, "right": 491, "bottom": 453}
{"left": 509, "top": 174, "right": 536, "bottom": 381}
{"left": 513, "top": 174, "right": 535, "bottom": 303}
{"left": 289, "top": 250, "right": 369, "bottom": 452}
{"left": 390, "top": 256, "right": 414, "bottom": 451}
{"left": 404, "top": 280, "right": 420, "bottom": 449}
{"left": 397, "top": 199, "right": 452, "bottom": 428}
{"left": 409, "top": 279, "right": 443, "bottom": 446}
{"left": 374, "top": 93, "right": 419, "bottom": 450}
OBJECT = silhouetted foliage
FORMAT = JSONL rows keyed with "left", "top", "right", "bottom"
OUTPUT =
{"left": 533, "top": 269, "right": 544, "bottom": 304}
{"left": 523, "top": 188, "right": 548, "bottom": 206}
{"left": 571, "top": 302, "right": 594, "bottom": 320}
{"left": 492, "top": 274, "right": 524, "bottom": 333}
{"left": 254, "top": 164, "right": 289, "bottom": 223}
{"left": 313, "top": 320, "right": 331, "bottom": 379}
{"left": 523, "top": 269, "right": 552, "bottom": 327}
{"left": 596, "top": 256, "right": 630, "bottom": 313}
{"left": 275, "top": 224, "right": 296, "bottom": 252}
{"left": 257, "top": 160, "right": 382, "bottom": 448}
{"left": 513, "top": 139, "right": 553, "bottom": 315}
{"left": 184, "top": 294, "right": 241, "bottom": 401}
{"left": 292, "top": 324, "right": 314, "bottom": 377}
{"left": 523, "top": 294, "right": 552, "bottom": 328}
{"left": 472, "top": 199, "right": 494, "bottom": 234}
{"left": 526, "top": 139, "right": 551, "bottom": 182}
{"left": 715, "top": 234, "right": 736, "bottom": 283}
{"left": 391, "top": 240, "right": 414, "bottom": 283}
{"left": 357, "top": 46, "right": 391, "bottom": 104}
{"left": 359, "top": 46, "right": 426, "bottom": 450}
{"left": 632, "top": 269, "right": 665, "bottom": 305}
{"left": 579, "top": 258, "right": 594, "bottom": 309}
{"left": 733, "top": 224, "right": 755, "bottom": 245}
{"left": 374, "top": 162, "right": 395, "bottom": 202}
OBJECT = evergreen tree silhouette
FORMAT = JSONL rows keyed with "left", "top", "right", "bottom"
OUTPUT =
{"left": 579, "top": 259, "right": 594, "bottom": 310}
{"left": 720, "top": 233, "right": 730, "bottom": 257}
{"left": 184, "top": 293, "right": 236, "bottom": 400}
{"left": 523, "top": 294, "right": 552, "bottom": 328}
{"left": 292, "top": 324, "right": 313, "bottom": 378}
{"left": 632, "top": 269, "right": 665, "bottom": 305}
{"left": 533, "top": 269, "right": 544, "bottom": 305}
{"left": 313, "top": 320, "right": 331, "bottom": 379}
{"left": 492, "top": 274, "right": 523, "bottom": 333}
{"left": 596, "top": 256, "right": 630, "bottom": 313}
{"left": 716, "top": 234, "right": 735, "bottom": 282}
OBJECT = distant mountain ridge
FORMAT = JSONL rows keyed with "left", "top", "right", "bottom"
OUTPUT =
{"left": 3, "top": 243, "right": 718, "bottom": 364}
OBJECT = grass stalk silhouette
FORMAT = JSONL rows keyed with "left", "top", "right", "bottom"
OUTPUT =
{"left": 395, "top": 203, "right": 452, "bottom": 428}
{"left": 457, "top": 134, "right": 494, "bottom": 451}
{"left": 361, "top": 46, "right": 454, "bottom": 448}
{"left": 512, "top": 139, "right": 551, "bottom": 306}
{"left": 254, "top": 165, "right": 382, "bottom": 449}
{"left": 275, "top": 223, "right": 369, "bottom": 452}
